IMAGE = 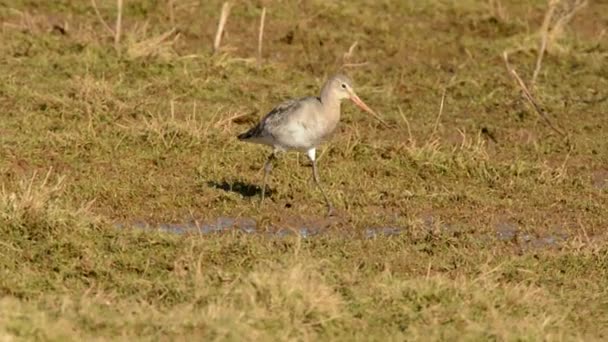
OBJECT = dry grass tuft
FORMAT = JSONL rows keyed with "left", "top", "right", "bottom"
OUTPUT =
{"left": 201, "top": 261, "right": 343, "bottom": 338}
{"left": 118, "top": 101, "right": 234, "bottom": 148}
{"left": 371, "top": 266, "right": 566, "bottom": 340}
{"left": 0, "top": 170, "right": 98, "bottom": 238}
{"left": 125, "top": 26, "right": 180, "bottom": 60}
{"left": 69, "top": 74, "right": 124, "bottom": 120}
{"left": 91, "top": 0, "right": 178, "bottom": 58}
{"left": 0, "top": 170, "right": 64, "bottom": 231}
{"left": 406, "top": 130, "right": 491, "bottom": 178}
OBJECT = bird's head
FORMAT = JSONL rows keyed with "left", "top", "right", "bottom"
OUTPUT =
{"left": 325, "top": 73, "right": 389, "bottom": 127}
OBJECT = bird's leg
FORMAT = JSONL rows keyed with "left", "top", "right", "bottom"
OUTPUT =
{"left": 312, "top": 161, "right": 334, "bottom": 216}
{"left": 260, "top": 150, "right": 277, "bottom": 206}
{"left": 306, "top": 148, "right": 334, "bottom": 216}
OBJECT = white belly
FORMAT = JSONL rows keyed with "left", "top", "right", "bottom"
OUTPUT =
{"left": 274, "top": 121, "right": 320, "bottom": 151}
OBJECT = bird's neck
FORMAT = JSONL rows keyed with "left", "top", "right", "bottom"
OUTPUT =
{"left": 318, "top": 91, "right": 341, "bottom": 136}
{"left": 320, "top": 92, "right": 341, "bottom": 125}
{"left": 320, "top": 89, "right": 342, "bottom": 111}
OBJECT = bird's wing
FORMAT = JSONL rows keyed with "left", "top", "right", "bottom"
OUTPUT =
{"left": 238, "top": 97, "right": 310, "bottom": 140}
{"left": 261, "top": 98, "right": 306, "bottom": 127}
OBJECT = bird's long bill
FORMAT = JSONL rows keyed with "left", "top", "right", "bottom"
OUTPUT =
{"left": 349, "top": 93, "right": 390, "bottom": 128}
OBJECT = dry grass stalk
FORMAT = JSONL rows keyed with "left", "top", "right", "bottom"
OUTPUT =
{"left": 425, "top": 261, "right": 432, "bottom": 280}
{"left": 257, "top": 7, "right": 266, "bottom": 65}
{"left": 90, "top": 0, "right": 115, "bottom": 36}
{"left": 488, "top": 0, "right": 507, "bottom": 21}
{"left": 168, "top": 0, "right": 175, "bottom": 26}
{"left": 577, "top": 216, "right": 591, "bottom": 245}
{"left": 343, "top": 41, "right": 358, "bottom": 62}
{"left": 548, "top": 0, "right": 588, "bottom": 44}
{"left": 532, "top": 0, "right": 558, "bottom": 85}
{"left": 114, "top": 0, "right": 123, "bottom": 49}
{"left": 213, "top": 2, "right": 232, "bottom": 53}
{"left": 91, "top": 0, "right": 124, "bottom": 52}
{"left": 398, "top": 106, "right": 414, "bottom": 144}
{"left": 431, "top": 88, "right": 447, "bottom": 138}
{"left": 339, "top": 41, "right": 370, "bottom": 70}
{"left": 503, "top": 51, "right": 566, "bottom": 138}
{"left": 507, "top": 0, "right": 588, "bottom": 87}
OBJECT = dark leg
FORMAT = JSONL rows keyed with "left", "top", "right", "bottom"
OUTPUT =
{"left": 312, "top": 160, "right": 334, "bottom": 216}
{"left": 260, "top": 151, "right": 276, "bottom": 206}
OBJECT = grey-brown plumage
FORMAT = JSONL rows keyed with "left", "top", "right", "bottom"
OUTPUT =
{"left": 238, "top": 74, "right": 387, "bottom": 216}
{"left": 237, "top": 99, "right": 307, "bottom": 142}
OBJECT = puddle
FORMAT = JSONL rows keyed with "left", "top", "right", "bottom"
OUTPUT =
{"left": 492, "top": 219, "right": 570, "bottom": 250}
{"left": 495, "top": 221, "right": 518, "bottom": 241}
{"left": 115, "top": 216, "right": 403, "bottom": 239}
{"left": 364, "top": 227, "right": 402, "bottom": 238}
{"left": 519, "top": 233, "right": 568, "bottom": 250}
{"left": 115, "top": 215, "right": 570, "bottom": 248}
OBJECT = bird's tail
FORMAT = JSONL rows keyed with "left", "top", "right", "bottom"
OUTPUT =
{"left": 237, "top": 124, "right": 262, "bottom": 141}
{"left": 237, "top": 130, "right": 253, "bottom": 141}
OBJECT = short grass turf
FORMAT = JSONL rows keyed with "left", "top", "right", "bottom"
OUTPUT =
{"left": 0, "top": 0, "right": 607, "bottom": 340}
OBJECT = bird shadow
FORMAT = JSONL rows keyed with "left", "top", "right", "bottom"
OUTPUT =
{"left": 207, "top": 180, "right": 272, "bottom": 198}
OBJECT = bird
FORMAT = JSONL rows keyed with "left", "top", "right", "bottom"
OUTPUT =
{"left": 237, "top": 73, "right": 388, "bottom": 216}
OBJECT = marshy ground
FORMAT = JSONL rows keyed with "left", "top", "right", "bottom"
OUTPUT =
{"left": 1, "top": 0, "right": 607, "bottom": 340}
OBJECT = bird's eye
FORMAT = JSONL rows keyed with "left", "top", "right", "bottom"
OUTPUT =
{"left": 341, "top": 83, "right": 347, "bottom": 89}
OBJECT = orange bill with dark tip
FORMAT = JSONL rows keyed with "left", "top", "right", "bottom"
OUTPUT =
{"left": 349, "top": 93, "right": 390, "bottom": 128}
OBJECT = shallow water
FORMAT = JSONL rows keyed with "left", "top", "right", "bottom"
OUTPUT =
{"left": 116, "top": 217, "right": 403, "bottom": 239}
{"left": 115, "top": 215, "right": 569, "bottom": 248}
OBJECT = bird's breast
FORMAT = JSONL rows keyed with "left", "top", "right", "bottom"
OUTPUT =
{"left": 316, "top": 107, "right": 341, "bottom": 139}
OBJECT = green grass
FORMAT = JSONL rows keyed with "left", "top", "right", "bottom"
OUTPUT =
{"left": 0, "top": 0, "right": 607, "bottom": 340}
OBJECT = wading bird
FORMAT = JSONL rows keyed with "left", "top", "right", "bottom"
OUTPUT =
{"left": 237, "top": 74, "right": 387, "bottom": 216}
